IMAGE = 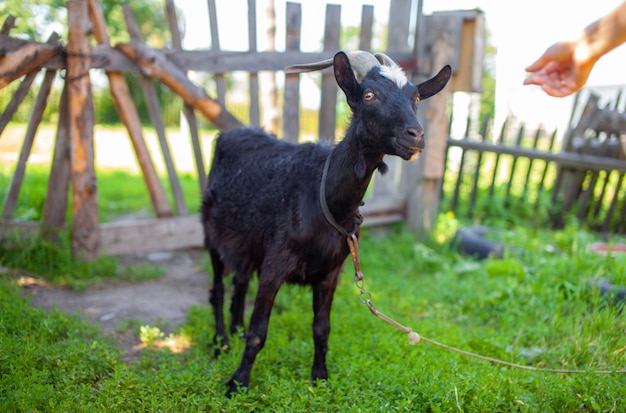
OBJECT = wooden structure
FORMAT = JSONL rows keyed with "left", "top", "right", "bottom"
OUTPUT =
{"left": 443, "top": 91, "right": 626, "bottom": 233}
{"left": 0, "top": 0, "right": 483, "bottom": 258}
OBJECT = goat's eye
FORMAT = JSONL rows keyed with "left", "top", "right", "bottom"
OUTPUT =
{"left": 363, "top": 91, "right": 375, "bottom": 101}
{"left": 415, "top": 96, "right": 421, "bottom": 104}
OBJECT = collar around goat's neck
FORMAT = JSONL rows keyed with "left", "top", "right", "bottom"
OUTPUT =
{"left": 319, "top": 149, "right": 352, "bottom": 237}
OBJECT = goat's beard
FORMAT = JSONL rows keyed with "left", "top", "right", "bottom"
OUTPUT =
{"left": 408, "top": 149, "right": 422, "bottom": 161}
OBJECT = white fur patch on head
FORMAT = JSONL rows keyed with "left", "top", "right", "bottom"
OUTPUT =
{"left": 379, "top": 64, "right": 408, "bottom": 88}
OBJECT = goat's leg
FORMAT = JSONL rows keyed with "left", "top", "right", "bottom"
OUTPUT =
{"left": 225, "top": 272, "right": 283, "bottom": 397}
{"left": 311, "top": 271, "right": 340, "bottom": 383}
{"left": 230, "top": 271, "right": 251, "bottom": 337}
{"left": 208, "top": 249, "right": 229, "bottom": 357}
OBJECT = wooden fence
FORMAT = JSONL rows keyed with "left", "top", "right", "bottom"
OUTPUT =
{"left": 0, "top": 0, "right": 484, "bottom": 257}
{"left": 442, "top": 91, "right": 626, "bottom": 234}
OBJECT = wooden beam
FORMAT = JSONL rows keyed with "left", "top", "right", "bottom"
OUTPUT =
{"left": 1, "top": 61, "right": 57, "bottom": 220}
{"left": 67, "top": 0, "right": 99, "bottom": 260}
{"left": 0, "top": 35, "right": 419, "bottom": 73}
{"left": 0, "top": 37, "right": 419, "bottom": 75}
{"left": 1, "top": 15, "right": 16, "bottom": 34}
{"left": 448, "top": 138, "right": 626, "bottom": 173}
{"left": 98, "top": 196, "right": 405, "bottom": 256}
{"left": 115, "top": 40, "right": 244, "bottom": 131}
{"left": 0, "top": 39, "right": 59, "bottom": 89}
{"left": 0, "top": 33, "right": 59, "bottom": 135}
{"left": 99, "top": 215, "right": 203, "bottom": 256}
{"left": 42, "top": 85, "right": 71, "bottom": 239}
{"left": 87, "top": 0, "right": 173, "bottom": 218}
{"left": 121, "top": 4, "right": 188, "bottom": 216}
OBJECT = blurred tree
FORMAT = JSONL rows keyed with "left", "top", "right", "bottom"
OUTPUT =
{"left": 0, "top": 0, "right": 167, "bottom": 44}
{"left": 0, "top": 0, "right": 66, "bottom": 40}
{"left": 0, "top": 0, "right": 180, "bottom": 125}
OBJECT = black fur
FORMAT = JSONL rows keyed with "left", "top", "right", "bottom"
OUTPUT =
{"left": 202, "top": 51, "right": 451, "bottom": 396}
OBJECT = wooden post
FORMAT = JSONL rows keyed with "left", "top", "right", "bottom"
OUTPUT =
{"left": 247, "top": 0, "right": 260, "bottom": 129}
{"left": 406, "top": 11, "right": 456, "bottom": 236}
{"left": 122, "top": 4, "right": 188, "bottom": 216}
{"left": 87, "top": 0, "right": 173, "bottom": 218}
{"left": 67, "top": 0, "right": 99, "bottom": 259}
{"left": 371, "top": 0, "right": 412, "bottom": 205}
{"left": 1, "top": 15, "right": 16, "bottom": 33}
{"left": 42, "top": 85, "right": 71, "bottom": 240}
{"left": 317, "top": 4, "right": 340, "bottom": 144}
{"left": 282, "top": 2, "right": 301, "bottom": 142}
{"left": 207, "top": 0, "right": 227, "bottom": 105}
{"left": 165, "top": 0, "right": 206, "bottom": 194}
{"left": 2, "top": 39, "right": 58, "bottom": 220}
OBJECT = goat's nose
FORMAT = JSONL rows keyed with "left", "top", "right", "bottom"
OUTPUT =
{"left": 404, "top": 126, "right": 425, "bottom": 148}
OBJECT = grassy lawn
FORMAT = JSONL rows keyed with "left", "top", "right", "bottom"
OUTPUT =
{"left": 2, "top": 221, "right": 626, "bottom": 411}
{"left": 1, "top": 162, "right": 626, "bottom": 411}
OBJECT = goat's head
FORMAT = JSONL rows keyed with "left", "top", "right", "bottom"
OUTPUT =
{"left": 286, "top": 51, "right": 451, "bottom": 161}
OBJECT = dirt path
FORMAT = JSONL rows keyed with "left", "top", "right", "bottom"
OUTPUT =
{"left": 21, "top": 249, "right": 209, "bottom": 359}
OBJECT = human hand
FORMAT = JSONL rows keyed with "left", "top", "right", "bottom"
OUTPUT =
{"left": 523, "top": 41, "right": 596, "bottom": 97}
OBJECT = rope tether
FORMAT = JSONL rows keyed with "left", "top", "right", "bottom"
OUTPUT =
{"left": 345, "top": 235, "right": 626, "bottom": 375}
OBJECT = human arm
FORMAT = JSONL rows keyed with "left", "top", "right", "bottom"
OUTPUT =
{"left": 523, "top": 1, "right": 626, "bottom": 97}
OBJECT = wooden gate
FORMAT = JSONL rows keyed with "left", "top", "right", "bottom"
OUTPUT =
{"left": 1, "top": 1, "right": 482, "bottom": 257}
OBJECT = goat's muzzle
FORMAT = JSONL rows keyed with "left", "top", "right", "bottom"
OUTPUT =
{"left": 396, "top": 126, "right": 425, "bottom": 161}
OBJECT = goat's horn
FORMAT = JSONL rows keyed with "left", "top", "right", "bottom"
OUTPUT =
{"left": 373, "top": 52, "right": 398, "bottom": 67}
{"left": 345, "top": 50, "right": 382, "bottom": 79}
{"left": 284, "top": 58, "right": 334, "bottom": 74}
{"left": 284, "top": 50, "right": 381, "bottom": 78}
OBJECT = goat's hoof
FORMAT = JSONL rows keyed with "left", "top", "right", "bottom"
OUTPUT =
{"left": 213, "top": 343, "right": 230, "bottom": 358}
{"left": 212, "top": 336, "right": 230, "bottom": 358}
{"left": 310, "top": 372, "right": 329, "bottom": 387}
{"left": 224, "top": 378, "right": 246, "bottom": 398}
{"left": 230, "top": 326, "right": 246, "bottom": 339}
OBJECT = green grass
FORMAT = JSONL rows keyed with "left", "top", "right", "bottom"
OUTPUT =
{"left": 0, "top": 164, "right": 202, "bottom": 223}
{"left": 0, "top": 231, "right": 164, "bottom": 290}
{"left": 2, "top": 221, "right": 626, "bottom": 411}
{"left": 2, "top": 160, "right": 626, "bottom": 411}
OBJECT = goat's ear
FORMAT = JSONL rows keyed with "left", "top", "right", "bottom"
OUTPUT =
{"left": 334, "top": 51, "right": 361, "bottom": 107}
{"left": 417, "top": 65, "right": 452, "bottom": 100}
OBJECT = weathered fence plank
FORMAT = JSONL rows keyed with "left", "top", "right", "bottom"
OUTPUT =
{"left": 1, "top": 15, "right": 16, "bottom": 34}
{"left": 88, "top": 0, "right": 173, "bottom": 218}
{"left": 505, "top": 124, "right": 524, "bottom": 197}
{"left": 165, "top": 0, "right": 207, "bottom": 194}
{"left": 42, "top": 85, "right": 71, "bottom": 238}
{"left": 1, "top": 61, "right": 56, "bottom": 220}
{"left": 122, "top": 5, "right": 188, "bottom": 216}
{"left": 247, "top": 0, "right": 261, "bottom": 128}
{"left": 165, "top": 0, "right": 207, "bottom": 193}
{"left": 207, "top": 0, "right": 227, "bottom": 106}
{"left": 359, "top": 5, "right": 374, "bottom": 49}
{"left": 318, "top": 4, "right": 341, "bottom": 143}
{"left": 282, "top": 2, "right": 302, "bottom": 142}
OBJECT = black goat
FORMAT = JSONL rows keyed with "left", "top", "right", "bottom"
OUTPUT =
{"left": 202, "top": 51, "right": 451, "bottom": 396}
